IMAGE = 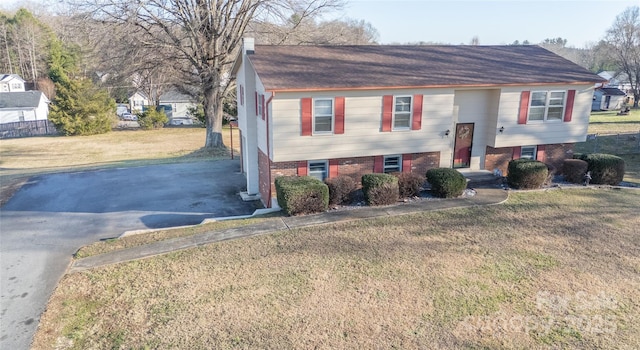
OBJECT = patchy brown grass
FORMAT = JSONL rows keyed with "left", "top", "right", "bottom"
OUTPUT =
{"left": 0, "top": 127, "right": 239, "bottom": 206}
{"left": 33, "top": 189, "right": 640, "bottom": 349}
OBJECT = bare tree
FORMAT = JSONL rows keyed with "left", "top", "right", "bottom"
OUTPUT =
{"left": 605, "top": 6, "right": 640, "bottom": 107}
{"left": 0, "top": 9, "right": 52, "bottom": 82}
{"left": 72, "top": 0, "right": 344, "bottom": 148}
{"left": 250, "top": 15, "right": 378, "bottom": 45}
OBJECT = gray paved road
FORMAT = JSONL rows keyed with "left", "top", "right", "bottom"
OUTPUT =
{"left": 0, "top": 160, "right": 255, "bottom": 349}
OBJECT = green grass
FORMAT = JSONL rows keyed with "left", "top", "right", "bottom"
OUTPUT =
{"left": 587, "top": 109, "right": 640, "bottom": 134}
{"left": 33, "top": 189, "right": 640, "bottom": 350}
{"left": 575, "top": 108, "right": 640, "bottom": 184}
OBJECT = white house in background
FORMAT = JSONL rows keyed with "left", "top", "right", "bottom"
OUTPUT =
{"left": 128, "top": 91, "right": 149, "bottom": 113}
{"left": 232, "top": 39, "right": 605, "bottom": 208}
{"left": 0, "top": 91, "right": 49, "bottom": 123}
{"left": 0, "top": 74, "right": 26, "bottom": 92}
{"left": 592, "top": 87, "right": 627, "bottom": 111}
{"left": 158, "top": 89, "right": 197, "bottom": 120}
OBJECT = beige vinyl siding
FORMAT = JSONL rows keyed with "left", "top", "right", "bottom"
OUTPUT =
{"left": 453, "top": 89, "right": 501, "bottom": 170}
{"left": 255, "top": 76, "right": 268, "bottom": 155}
{"left": 492, "top": 84, "right": 593, "bottom": 148}
{"left": 270, "top": 89, "right": 454, "bottom": 163}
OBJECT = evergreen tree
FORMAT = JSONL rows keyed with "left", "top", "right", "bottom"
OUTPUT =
{"left": 48, "top": 39, "right": 115, "bottom": 135}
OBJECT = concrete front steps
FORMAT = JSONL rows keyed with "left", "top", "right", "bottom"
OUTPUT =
{"left": 456, "top": 169, "right": 503, "bottom": 188}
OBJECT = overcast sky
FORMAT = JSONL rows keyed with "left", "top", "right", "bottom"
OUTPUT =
{"left": 1, "top": 0, "right": 637, "bottom": 47}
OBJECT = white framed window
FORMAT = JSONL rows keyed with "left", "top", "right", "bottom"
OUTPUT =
{"left": 393, "top": 96, "right": 412, "bottom": 130}
{"left": 308, "top": 160, "right": 328, "bottom": 181}
{"left": 313, "top": 98, "right": 333, "bottom": 134}
{"left": 11, "top": 83, "right": 21, "bottom": 90}
{"left": 383, "top": 155, "right": 402, "bottom": 173}
{"left": 521, "top": 146, "right": 537, "bottom": 160}
{"left": 529, "top": 91, "right": 565, "bottom": 122}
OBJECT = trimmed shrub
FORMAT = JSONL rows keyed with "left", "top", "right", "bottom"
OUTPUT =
{"left": 425, "top": 168, "right": 467, "bottom": 198}
{"left": 562, "top": 159, "right": 588, "bottom": 183}
{"left": 578, "top": 153, "right": 625, "bottom": 185}
{"left": 396, "top": 172, "right": 425, "bottom": 198}
{"left": 361, "top": 173, "right": 399, "bottom": 206}
{"left": 275, "top": 176, "right": 329, "bottom": 216}
{"left": 507, "top": 159, "right": 548, "bottom": 189}
{"left": 324, "top": 175, "right": 356, "bottom": 205}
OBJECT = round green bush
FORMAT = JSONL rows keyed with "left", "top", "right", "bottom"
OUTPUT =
{"left": 562, "top": 159, "right": 588, "bottom": 183}
{"left": 275, "top": 176, "right": 329, "bottom": 216}
{"left": 361, "top": 173, "right": 399, "bottom": 205}
{"left": 425, "top": 168, "right": 466, "bottom": 198}
{"left": 578, "top": 153, "right": 625, "bottom": 185}
{"left": 507, "top": 159, "right": 548, "bottom": 189}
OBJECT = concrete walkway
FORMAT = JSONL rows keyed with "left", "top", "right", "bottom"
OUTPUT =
{"left": 69, "top": 188, "right": 508, "bottom": 273}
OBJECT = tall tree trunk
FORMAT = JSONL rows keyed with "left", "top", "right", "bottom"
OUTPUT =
{"left": 203, "top": 84, "right": 224, "bottom": 148}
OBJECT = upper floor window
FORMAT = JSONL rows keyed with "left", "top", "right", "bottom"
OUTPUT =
{"left": 308, "top": 160, "right": 328, "bottom": 181}
{"left": 314, "top": 98, "right": 333, "bottom": 133}
{"left": 393, "top": 96, "right": 412, "bottom": 130}
{"left": 529, "top": 91, "right": 565, "bottom": 122}
{"left": 384, "top": 155, "right": 402, "bottom": 173}
{"left": 11, "top": 83, "right": 22, "bottom": 90}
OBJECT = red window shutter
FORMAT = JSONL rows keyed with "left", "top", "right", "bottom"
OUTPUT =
{"left": 329, "top": 159, "right": 339, "bottom": 178}
{"left": 301, "top": 98, "right": 312, "bottom": 136}
{"left": 255, "top": 92, "right": 259, "bottom": 116}
{"left": 261, "top": 95, "right": 266, "bottom": 120}
{"left": 382, "top": 95, "right": 393, "bottom": 132}
{"left": 536, "top": 145, "right": 546, "bottom": 162}
{"left": 512, "top": 146, "right": 521, "bottom": 160}
{"left": 297, "top": 161, "right": 308, "bottom": 176}
{"left": 374, "top": 156, "right": 383, "bottom": 173}
{"left": 402, "top": 153, "right": 412, "bottom": 173}
{"left": 412, "top": 95, "right": 423, "bottom": 130}
{"left": 564, "top": 90, "right": 576, "bottom": 122}
{"left": 518, "top": 91, "right": 530, "bottom": 124}
{"left": 334, "top": 97, "right": 345, "bottom": 134}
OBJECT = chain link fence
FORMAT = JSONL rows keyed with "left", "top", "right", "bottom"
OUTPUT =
{"left": 577, "top": 131, "right": 640, "bottom": 155}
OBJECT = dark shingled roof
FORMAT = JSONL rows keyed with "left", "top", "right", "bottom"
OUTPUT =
{"left": 248, "top": 45, "right": 605, "bottom": 91}
{"left": 0, "top": 91, "right": 46, "bottom": 108}
{"left": 598, "top": 87, "right": 627, "bottom": 96}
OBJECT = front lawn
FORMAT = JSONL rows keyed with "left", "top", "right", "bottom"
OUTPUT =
{"left": 33, "top": 189, "right": 640, "bottom": 349}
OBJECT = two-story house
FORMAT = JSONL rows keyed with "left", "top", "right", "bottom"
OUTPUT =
{"left": 0, "top": 74, "right": 26, "bottom": 92}
{"left": 232, "top": 39, "right": 605, "bottom": 208}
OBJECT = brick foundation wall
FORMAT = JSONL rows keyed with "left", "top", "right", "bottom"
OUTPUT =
{"left": 337, "top": 157, "right": 375, "bottom": 184}
{"left": 265, "top": 152, "right": 442, "bottom": 207}
{"left": 485, "top": 144, "right": 575, "bottom": 175}
{"left": 544, "top": 144, "right": 575, "bottom": 172}
{"left": 258, "top": 149, "right": 271, "bottom": 208}
{"left": 485, "top": 146, "right": 514, "bottom": 175}
{"left": 411, "top": 152, "right": 441, "bottom": 176}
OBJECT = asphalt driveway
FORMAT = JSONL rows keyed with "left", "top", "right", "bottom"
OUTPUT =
{"left": 0, "top": 160, "right": 256, "bottom": 349}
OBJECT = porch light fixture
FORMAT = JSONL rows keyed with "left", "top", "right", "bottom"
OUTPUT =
{"left": 499, "top": 126, "right": 505, "bottom": 133}
{"left": 445, "top": 129, "right": 450, "bottom": 137}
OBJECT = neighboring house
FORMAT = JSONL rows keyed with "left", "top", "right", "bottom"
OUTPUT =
{"left": 597, "top": 71, "right": 631, "bottom": 92}
{"left": 592, "top": 87, "right": 627, "bottom": 111}
{"left": 0, "top": 91, "right": 49, "bottom": 123}
{"left": 0, "top": 74, "right": 26, "bottom": 92}
{"left": 128, "top": 91, "right": 149, "bottom": 113}
{"left": 158, "top": 89, "right": 197, "bottom": 120}
{"left": 232, "top": 39, "right": 605, "bottom": 208}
